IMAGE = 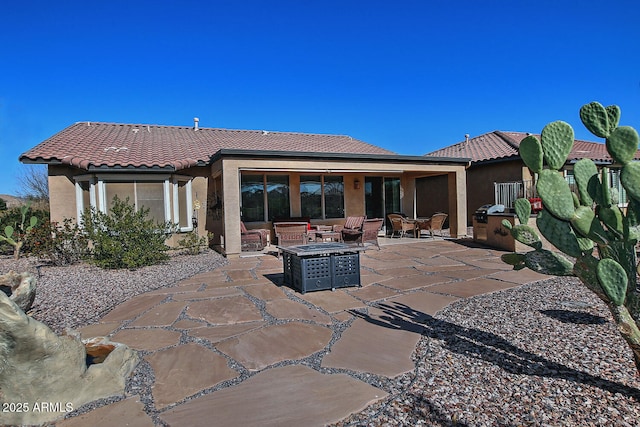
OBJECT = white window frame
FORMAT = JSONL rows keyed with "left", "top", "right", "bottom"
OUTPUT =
{"left": 74, "top": 174, "right": 193, "bottom": 232}
{"left": 74, "top": 174, "right": 96, "bottom": 223}
{"left": 173, "top": 175, "right": 194, "bottom": 232}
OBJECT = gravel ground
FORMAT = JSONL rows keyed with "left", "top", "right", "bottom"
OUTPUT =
{"left": 3, "top": 252, "right": 640, "bottom": 426}
{"left": 333, "top": 277, "right": 640, "bottom": 426}
{"left": 0, "top": 250, "right": 227, "bottom": 334}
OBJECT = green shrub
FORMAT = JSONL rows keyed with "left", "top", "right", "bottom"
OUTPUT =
{"left": 177, "top": 230, "right": 211, "bottom": 255}
{"left": 27, "top": 219, "right": 89, "bottom": 266}
{"left": 81, "top": 196, "right": 176, "bottom": 269}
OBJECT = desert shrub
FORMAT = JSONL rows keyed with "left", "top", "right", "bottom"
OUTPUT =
{"left": 81, "top": 196, "right": 176, "bottom": 269}
{"left": 177, "top": 230, "right": 211, "bottom": 255}
{"left": 27, "top": 219, "right": 89, "bottom": 266}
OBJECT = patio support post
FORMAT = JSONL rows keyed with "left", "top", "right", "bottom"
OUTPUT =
{"left": 448, "top": 169, "right": 467, "bottom": 238}
{"left": 222, "top": 162, "right": 242, "bottom": 256}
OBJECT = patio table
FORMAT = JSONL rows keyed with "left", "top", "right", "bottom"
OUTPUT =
{"left": 415, "top": 217, "right": 432, "bottom": 238}
{"left": 314, "top": 230, "right": 342, "bottom": 243}
{"left": 277, "top": 242, "right": 366, "bottom": 294}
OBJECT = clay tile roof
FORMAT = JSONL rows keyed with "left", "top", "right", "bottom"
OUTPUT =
{"left": 425, "top": 130, "right": 640, "bottom": 164}
{"left": 20, "top": 122, "right": 396, "bottom": 171}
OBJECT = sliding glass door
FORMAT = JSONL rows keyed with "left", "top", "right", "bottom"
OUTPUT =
{"left": 365, "top": 177, "right": 400, "bottom": 220}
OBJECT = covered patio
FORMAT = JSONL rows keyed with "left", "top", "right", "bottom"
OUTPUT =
{"left": 207, "top": 149, "right": 470, "bottom": 256}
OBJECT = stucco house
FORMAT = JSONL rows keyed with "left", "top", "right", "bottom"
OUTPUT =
{"left": 20, "top": 120, "right": 470, "bottom": 256}
{"left": 423, "top": 130, "right": 640, "bottom": 224}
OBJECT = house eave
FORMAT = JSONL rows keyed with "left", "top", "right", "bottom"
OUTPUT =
{"left": 211, "top": 149, "right": 470, "bottom": 165}
{"left": 87, "top": 165, "right": 178, "bottom": 173}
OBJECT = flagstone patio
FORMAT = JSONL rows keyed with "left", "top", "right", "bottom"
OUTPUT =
{"left": 57, "top": 239, "right": 550, "bottom": 426}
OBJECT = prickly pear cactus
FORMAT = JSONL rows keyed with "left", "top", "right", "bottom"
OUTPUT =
{"left": 0, "top": 203, "right": 39, "bottom": 260}
{"left": 502, "top": 101, "right": 640, "bottom": 375}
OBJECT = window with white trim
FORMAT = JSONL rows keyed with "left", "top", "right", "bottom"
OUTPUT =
{"left": 74, "top": 175, "right": 193, "bottom": 231}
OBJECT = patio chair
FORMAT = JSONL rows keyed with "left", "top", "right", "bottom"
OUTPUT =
{"left": 361, "top": 218, "right": 384, "bottom": 249}
{"left": 241, "top": 222, "right": 269, "bottom": 251}
{"left": 333, "top": 216, "right": 365, "bottom": 243}
{"left": 426, "top": 212, "right": 448, "bottom": 238}
{"left": 387, "top": 214, "right": 416, "bottom": 238}
{"left": 273, "top": 222, "right": 309, "bottom": 247}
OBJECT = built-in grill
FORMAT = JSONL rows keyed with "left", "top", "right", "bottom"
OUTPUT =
{"left": 474, "top": 206, "right": 490, "bottom": 224}
{"left": 473, "top": 204, "right": 505, "bottom": 242}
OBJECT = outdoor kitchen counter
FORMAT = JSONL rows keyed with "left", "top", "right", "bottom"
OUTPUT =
{"left": 473, "top": 213, "right": 552, "bottom": 252}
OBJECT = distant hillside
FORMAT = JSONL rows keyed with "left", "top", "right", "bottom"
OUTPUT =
{"left": 0, "top": 194, "right": 25, "bottom": 208}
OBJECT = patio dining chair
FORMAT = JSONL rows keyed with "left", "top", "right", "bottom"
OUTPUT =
{"left": 426, "top": 212, "right": 448, "bottom": 238}
{"left": 361, "top": 218, "right": 384, "bottom": 249}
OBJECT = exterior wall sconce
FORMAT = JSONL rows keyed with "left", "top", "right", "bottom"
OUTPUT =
{"left": 354, "top": 179, "right": 361, "bottom": 190}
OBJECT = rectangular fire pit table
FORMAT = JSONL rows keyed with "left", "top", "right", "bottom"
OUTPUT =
{"left": 277, "top": 242, "right": 366, "bottom": 294}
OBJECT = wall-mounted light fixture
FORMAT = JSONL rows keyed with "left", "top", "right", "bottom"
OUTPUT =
{"left": 354, "top": 179, "right": 361, "bottom": 190}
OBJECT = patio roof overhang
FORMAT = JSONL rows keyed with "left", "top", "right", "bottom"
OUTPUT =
{"left": 210, "top": 149, "right": 471, "bottom": 169}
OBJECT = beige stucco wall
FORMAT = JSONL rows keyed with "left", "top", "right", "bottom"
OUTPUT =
{"left": 48, "top": 165, "right": 80, "bottom": 223}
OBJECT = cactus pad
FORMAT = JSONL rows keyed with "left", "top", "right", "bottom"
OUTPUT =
{"left": 536, "top": 169, "right": 576, "bottom": 220}
{"left": 514, "top": 198, "right": 531, "bottom": 225}
{"left": 536, "top": 209, "right": 591, "bottom": 257}
{"left": 501, "top": 253, "right": 526, "bottom": 269}
{"left": 607, "top": 126, "right": 639, "bottom": 165}
{"left": 580, "top": 101, "right": 611, "bottom": 138}
{"left": 510, "top": 224, "right": 542, "bottom": 249}
{"left": 570, "top": 206, "right": 608, "bottom": 244}
{"left": 599, "top": 206, "right": 624, "bottom": 237}
{"left": 519, "top": 135, "right": 544, "bottom": 173}
{"left": 573, "top": 158, "right": 600, "bottom": 206}
{"left": 606, "top": 105, "right": 621, "bottom": 132}
{"left": 621, "top": 162, "right": 640, "bottom": 201}
{"left": 601, "top": 167, "right": 612, "bottom": 208}
{"left": 524, "top": 249, "right": 574, "bottom": 276}
{"left": 574, "top": 255, "right": 605, "bottom": 297}
{"left": 540, "top": 121, "right": 575, "bottom": 170}
{"left": 596, "top": 258, "right": 628, "bottom": 306}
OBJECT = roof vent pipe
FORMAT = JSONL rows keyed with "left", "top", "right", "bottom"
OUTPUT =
{"left": 193, "top": 117, "right": 199, "bottom": 131}
{"left": 465, "top": 134, "right": 469, "bottom": 143}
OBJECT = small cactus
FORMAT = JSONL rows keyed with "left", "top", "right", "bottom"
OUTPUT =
{"left": 0, "top": 203, "right": 38, "bottom": 260}
{"left": 502, "top": 101, "right": 640, "bottom": 375}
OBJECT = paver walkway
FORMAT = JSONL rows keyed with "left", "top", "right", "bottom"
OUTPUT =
{"left": 58, "top": 239, "right": 550, "bottom": 426}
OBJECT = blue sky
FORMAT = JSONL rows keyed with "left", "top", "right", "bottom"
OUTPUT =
{"left": 1, "top": 0, "right": 639, "bottom": 196}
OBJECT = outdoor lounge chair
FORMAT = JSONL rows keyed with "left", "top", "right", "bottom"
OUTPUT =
{"left": 333, "top": 216, "right": 365, "bottom": 243}
{"left": 387, "top": 214, "right": 416, "bottom": 238}
{"left": 273, "top": 222, "right": 309, "bottom": 247}
{"left": 240, "top": 222, "right": 269, "bottom": 251}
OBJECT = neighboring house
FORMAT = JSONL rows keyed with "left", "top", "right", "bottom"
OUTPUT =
{"left": 423, "top": 130, "right": 640, "bottom": 224}
{"left": 20, "top": 120, "right": 470, "bottom": 256}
